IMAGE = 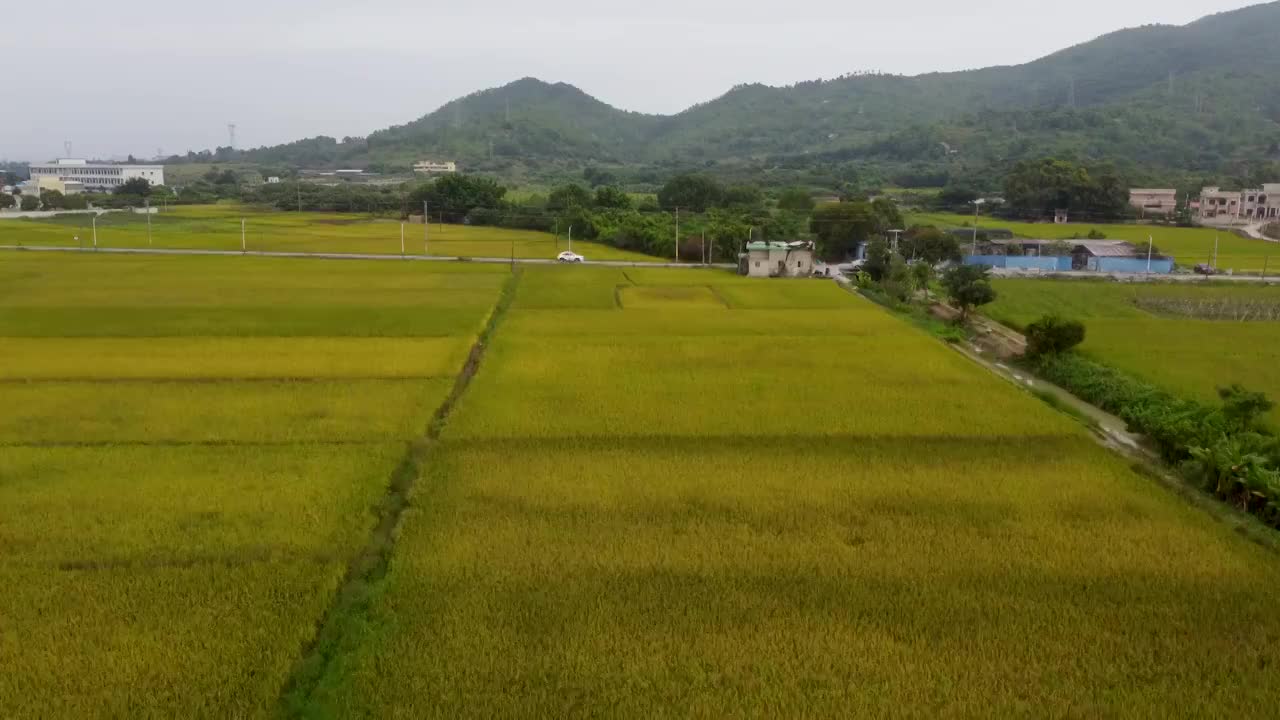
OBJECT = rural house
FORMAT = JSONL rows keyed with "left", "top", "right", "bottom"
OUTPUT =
{"left": 1128, "top": 188, "right": 1178, "bottom": 216}
{"left": 739, "top": 241, "right": 815, "bottom": 277}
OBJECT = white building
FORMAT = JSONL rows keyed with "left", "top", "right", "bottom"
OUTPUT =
{"left": 29, "top": 159, "right": 164, "bottom": 192}
{"left": 1128, "top": 188, "right": 1178, "bottom": 216}
{"left": 1196, "top": 184, "right": 1280, "bottom": 223}
{"left": 413, "top": 160, "right": 457, "bottom": 174}
{"left": 739, "top": 241, "right": 815, "bottom": 278}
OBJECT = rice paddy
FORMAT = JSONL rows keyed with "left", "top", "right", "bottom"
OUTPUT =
{"left": 5, "top": 255, "right": 1280, "bottom": 717}
{"left": 0, "top": 252, "right": 508, "bottom": 717}
{"left": 0, "top": 203, "right": 660, "bottom": 262}
{"left": 986, "top": 278, "right": 1280, "bottom": 420}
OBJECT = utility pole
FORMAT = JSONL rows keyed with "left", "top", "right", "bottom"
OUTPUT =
{"left": 701, "top": 231, "right": 706, "bottom": 264}
{"left": 674, "top": 208, "right": 680, "bottom": 263}
{"left": 92, "top": 214, "right": 97, "bottom": 250}
{"left": 423, "top": 201, "right": 429, "bottom": 255}
{"left": 971, "top": 199, "right": 984, "bottom": 256}
{"left": 1146, "top": 235, "right": 1154, "bottom": 276}
{"left": 400, "top": 222, "right": 405, "bottom": 257}
{"left": 241, "top": 218, "right": 246, "bottom": 252}
{"left": 297, "top": 184, "right": 302, "bottom": 213}
{"left": 145, "top": 198, "right": 152, "bottom": 246}
{"left": 1214, "top": 233, "right": 1220, "bottom": 268}
{"left": 568, "top": 225, "right": 573, "bottom": 253}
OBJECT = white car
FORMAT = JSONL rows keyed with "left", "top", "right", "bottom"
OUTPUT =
{"left": 557, "top": 251, "right": 585, "bottom": 263}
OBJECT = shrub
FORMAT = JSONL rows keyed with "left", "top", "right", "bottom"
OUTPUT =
{"left": 1024, "top": 315, "right": 1085, "bottom": 357}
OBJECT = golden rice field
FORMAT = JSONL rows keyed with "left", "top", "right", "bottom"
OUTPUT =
{"left": 0, "top": 252, "right": 510, "bottom": 717}
{"left": 909, "top": 211, "right": 1280, "bottom": 271}
{"left": 986, "top": 278, "right": 1280, "bottom": 421}
{"left": 4, "top": 255, "right": 1280, "bottom": 717}
{"left": 0, "top": 203, "right": 659, "bottom": 262}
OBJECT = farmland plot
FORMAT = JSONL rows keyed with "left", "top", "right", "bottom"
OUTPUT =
{"left": 986, "top": 278, "right": 1280, "bottom": 420}
{"left": 301, "top": 268, "right": 1280, "bottom": 717}
{"left": 0, "top": 253, "right": 506, "bottom": 717}
{"left": 0, "top": 204, "right": 660, "bottom": 262}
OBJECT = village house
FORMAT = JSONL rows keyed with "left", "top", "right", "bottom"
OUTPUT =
{"left": 1196, "top": 184, "right": 1280, "bottom": 223}
{"left": 1128, "top": 188, "right": 1178, "bottom": 216}
{"left": 739, "top": 241, "right": 815, "bottom": 278}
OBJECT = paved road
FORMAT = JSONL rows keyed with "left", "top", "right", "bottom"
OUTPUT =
{"left": 0, "top": 244, "right": 738, "bottom": 270}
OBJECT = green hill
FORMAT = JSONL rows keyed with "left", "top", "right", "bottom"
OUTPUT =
{"left": 239, "top": 2, "right": 1280, "bottom": 183}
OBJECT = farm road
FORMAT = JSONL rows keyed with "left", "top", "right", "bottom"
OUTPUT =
{"left": 0, "top": 244, "right": 738, "bottom": 269}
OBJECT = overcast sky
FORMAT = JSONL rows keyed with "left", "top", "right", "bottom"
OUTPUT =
{"left": 1, "top": 0, "right": 1261, "bottom": 161}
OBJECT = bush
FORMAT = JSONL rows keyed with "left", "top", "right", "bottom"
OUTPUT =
{"left": 20, "top": 195, "right": 39, "bottom": 211}
{"left": 1024, "top": 315, "right": 1085, "bottom": 357}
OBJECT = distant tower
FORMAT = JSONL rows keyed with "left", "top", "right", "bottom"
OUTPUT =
{"left": 64, "top": 140, "right": 73, "bottom": 159}
{"left": 227, "top": 123, "right": 237, "bottom": 149}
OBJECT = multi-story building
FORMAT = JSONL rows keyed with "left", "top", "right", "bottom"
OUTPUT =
{"left": 1196, "top": 185, "right": 1280, "bottom": 223}
{"left": 29, "top": 159, "right": 164, "bottom": 192}
{"left": 413, "top": 160, "right": 457, "bottom": 174}
{"left": 1128, "top": 188, "right": 1178, "bottom": 216}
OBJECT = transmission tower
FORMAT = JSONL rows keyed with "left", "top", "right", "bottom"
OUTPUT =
{"left": 64, "top": 140, "right": 73, "bottom": 159}
{"left": 227, "top": 123, "right": 237, "bottom": 149}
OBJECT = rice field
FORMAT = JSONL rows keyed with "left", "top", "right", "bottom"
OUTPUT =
{"left": 0, "top": 203, "right": 659, "bottom": 262}
{"left": 292, "top": 265, "right": 1280, "bottom": 717}
{"left": 0, "top": 252, "right": 508, "bottom": 717}
{"left": 909, "top": 211, "right": 1280, "bottom": 271}
{"left": 986, "top": 278, "right": 1280, "bottom": 420}
{"left": 6, "top": 255, "right": 1280, "bottom": 717}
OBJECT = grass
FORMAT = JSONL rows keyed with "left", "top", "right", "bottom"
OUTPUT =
{"left": 909, "top": 211, "right": 1280, "bottom": 271}
{"left": 0, "top": 203, "right": 661, "bottom": 262}
{"left": 986, "top": 278, "right": 1280, "bottom": 421}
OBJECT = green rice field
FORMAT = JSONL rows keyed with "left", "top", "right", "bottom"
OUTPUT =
{"left": 986, "top": 278, "right": 1280, "bottom": 420}
{"left": 0, "top": 204, "right": 659, "bottom": 262}
{"left": 4, "top": 254, "right": 1280, "bottom": 717}
{"left": 910, "top": 211, "right": 1280, "bottom": 271}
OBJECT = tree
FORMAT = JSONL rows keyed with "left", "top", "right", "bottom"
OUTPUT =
{"left": 861, "top": 240, "right": 896, "bottom": 282}
{"left": 941, "top": 264, "right": 997, "bottom": 322}
{"left": 40, "top": 190, "right": 66, "bottom": 210}
{"left": 880, "top": 252, "right": 913, "bottom": 302}
{"left": 0, "top": 193, "right": 14, "bottom": 210}
{"left": 911, "top": 262, "right": 935, "bottom": 298}
{"left": 1218, "top": 384, "right": 1273, "bottom": 433}
{"left": 115, "top": 177, "right": 152, "bottom": 196}
{"left": 593, "top": 186, "right": 631, "bottom": 210}
{"left": 811, "top": 201, "right": 878, "bottom": 262}
{"left": 900, "top": 225, "right": 961, "bottom": 264}
{"left": 20, "top": 195, "right": 39, "bottom": 211}
{"left": 933, "top": 185, "right": 979, "bottom": 211}
{"left": 62, "top": 193, "right": 89, "bottom": 210}
{"left": 1024, "top": 315, "right": 1086, "bottom": 357}
{"left": 657, "top": 173, "right": 723, "bottom": 212}
{"left": 777, "top": 187, "right": 815, "bottom": 212}
{"left": 722, "top": 185, "right": 764, "bottom": 210}
{"left": 408, "top": 174, "right": 506, "bottom": 222}
{"left": 548, "top": 183, "right": 593, "bottom": 211}
{"left": 583, "top": 166, "right": 617, "bottom": 187}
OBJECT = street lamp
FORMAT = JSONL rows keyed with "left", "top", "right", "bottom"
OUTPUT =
{"left": 971, "top": 198, "right": 987, "bottom": 256}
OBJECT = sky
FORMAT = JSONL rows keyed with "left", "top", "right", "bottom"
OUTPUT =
{"left": 1, "top": 0, "right": 1262, "bottom": 161}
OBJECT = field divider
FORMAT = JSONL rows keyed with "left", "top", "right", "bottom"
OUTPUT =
{"left": 274, "top": 270, "right": 521, "bottom": 717}
{"left": 0, "top": 375, "right": 449, "bottom": 385}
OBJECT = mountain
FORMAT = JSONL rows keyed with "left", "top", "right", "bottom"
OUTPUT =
{"left": 241, "top": 2, "right": 1280, "bottom": 185}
